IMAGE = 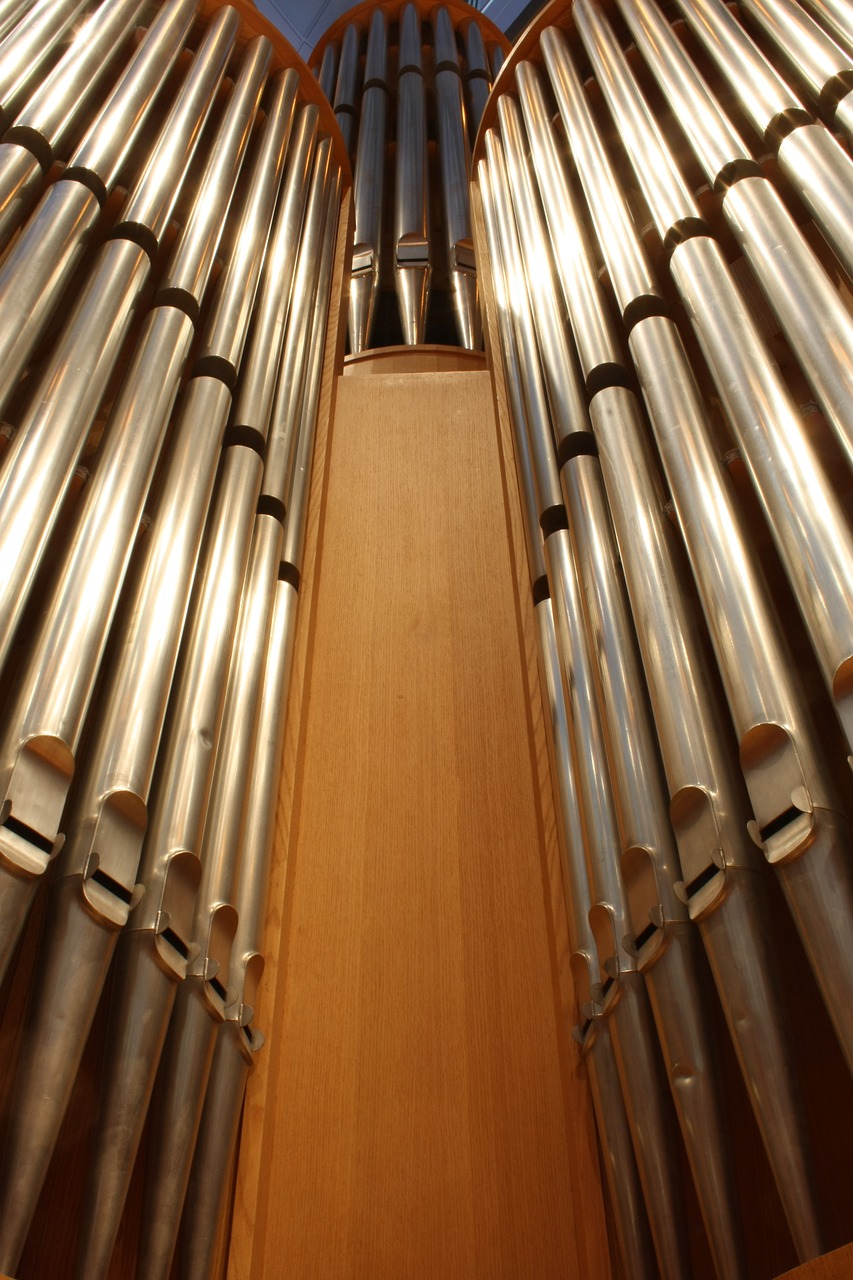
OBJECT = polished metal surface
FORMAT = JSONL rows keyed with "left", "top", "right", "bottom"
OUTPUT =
{"left": 590, "top": 383, "right": 826, "bottom": 1260}
{"left": 196, "top": 68, "right": 299, "bottom": 382}
{"left": 803, "top": 0, "right": 853, "bottom": 58}
{"left": 395, "top": 3, "right": 430, "bottom": 344}
{"left": 68, "top": 0, "right": 198, "bottom": 194}
{"left": 262, "top": 139, "right": 332, "bottom": 506}
{"left": 333, "top": 20, "right": 359, "bottom": 153}
{"left": 775, "top": 122, "right": 853, "bottom": 280}
{"left": 0, "top": 0, "right": 90, "bottom": 130}
{"left": 584, "top": 1019, "right": 658, "bottom": 1280}
{"left": 349, "top": 11, "right": 387, "bottom": 353}
{"left": 481, "top": 135, "right": 564, "bottom": 523}
{"left": 433, "top": 7, "right": 479, "bottom": 349}
{"left": 317, "top": 37, "right": 338, "bottom": 101}
{"left": 740, "top": 0, "right": 853, "bottom": 123}
{"left": 177, "top": 1019, "right": 255, "bottom": 1280}
{"left": 158, "top": 35, "right": 271, "bottom": 313}
{"left": 540, "top": 26, "right": 661, "bottom": 315}
{"left": 672, "top": 0, "right": 802, "bottom": 138}
{"left": 669, "top": 234, "right": 853, "bottom": 759}
{"left": 118, "top": 5, "right": 239, "bottom": 245}
{"left": 464, "top": 21, "right": 490, "bottom": 134}
{"left": 231, "top": 103, "right": 318, "bottom": 437}
{"left": 0, "top": 237, "right": 148, "bottom": 671}
{"left": 0, "top": 0, "right": 144, "bottom": 241}
{"left": 498, "top": 94, "right": 591, "bottom": 457}
{"left": 478, "top": 161, "right": 548, "bottom": 592}
{"left": 515, "top": 60, "right": 625, "bottom": 383}
{"left": 573, "top": 0, "right": 702, "bottom": 240}
{"left": 281, "top": 162, "right": 341, "bottom": 578}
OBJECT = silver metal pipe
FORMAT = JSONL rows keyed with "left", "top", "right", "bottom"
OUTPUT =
{"left": 395, "top": 2, "right": 430, "bottom": 345}
{"left": 802, "top": 0, "right": 853, "bottom": 59}
{"left": 739, "top": 0, "right": 853, "bottom": 136}
{"left": 0, "top": 0, "right": 36, "bottom": 45}
{"left": 498, "top": 95, "right": 592, "bottom": 458}
{"left": 0, "top": 37, "right": 269, "bottom": 975}
{"left": 515, "top": 61, "right": 626, "bottom": 388}
{"left": 317, "top": 37, "right": 338, "bottom": 102}
{"left": 0, "top": 0, "right": 90, "bottom": 130}
{"left": 157, "top": 35, "right": 271, "bottom": 316}
{"left": 67, "top": 0, "right": 198, "bottom": 196}
{"left": 333, "top": 21, "right": 359, "bottom": 154}
{"left": 480, "top": 156, "right": 655, "bottom": 1278}
{"left": 668, "top": 233, "right": 853, "bottom": 767}
{"left": 433, "top": 6, "right": 480, "bottom": 349}
{"left": 672, "top": 0, "right": 853, "bottom": 278}
{"left": 590, "top": 384, "right": 825, "bottom": 1261}
{"left": 0, "top": 0, "right": 146, "bottom": 246}
{"left": 182, "top": 583, "right": 301, "bottom": 1280}
{"left": 464, "top": 21, "right": 490, "bottom": 137}
{"left": 545, "top": 520, "right": 692, "bottom": 1280}
{"left": 482, "top": 130, "right": 564, "bottom": 523}
{"left": 0, "top": 236, "right": 149, "bottom": 671}
{"left": 195, "top": 69, "right": 299, "bottom": 385}
{"left": 349, "top": 8, "right": 387, "bottom": 352}
{"left": 117, "top": 4, "right": 239, "bottom": 248}
{"left": 0, "top": 0, "right": 196, "bottom": 405}
{"left": 176, "top": 1019, "right": 256, "bottom": 1280}
{"left": 136, "top": 513, "right": 282, "bottom": 1280}
{"left": 538, "top": 27, "right": 662, "bottom": 317}
{"left": 73, "top": 445, "right": 262, "bottom": 1277}
{"left": 230, "top": 103, "right": 318, "bottom": 440}
{"left": 609, "top": 0, "right": 853, "bottom": 474}
{"left": 281, "top": 162, "right": 341, "bottom": 580}
{"left": 262, "top": 139, "right": 333, "bottom": 510}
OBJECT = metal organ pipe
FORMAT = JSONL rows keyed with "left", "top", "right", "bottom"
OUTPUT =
{"left": 394, "top": 2, "right": 430, "bottom": 345}
{"left": 473, "top": 2, "right": 853, "bottom": 1270}
{"left": 0, "top": 4, "right": 347, "bottom": 1274}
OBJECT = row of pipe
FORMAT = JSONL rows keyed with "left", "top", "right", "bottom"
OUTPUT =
{"left": 474, "top": 0, "right": 853, "bottom": 1275}
{"left": 0, "top": 1, "right": 343, "bottom": 1275}
{"left": 314, "top": 2, "right": 505, "bottom": 352}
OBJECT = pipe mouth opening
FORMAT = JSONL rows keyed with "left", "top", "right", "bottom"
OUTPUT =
{"left": 662, "top": 216, "right": 712, "bottom": 255}
{"left": 764, "top": 107, "right": 812, "bottom": 148}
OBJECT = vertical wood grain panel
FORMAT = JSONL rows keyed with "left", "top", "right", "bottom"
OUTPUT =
{"left": 248, "top": 366, "right": 610, "bottom": 1279}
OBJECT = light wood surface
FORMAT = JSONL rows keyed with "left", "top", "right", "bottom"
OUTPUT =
{"left": 237, "top": 365, "right": 611, "bottom": 1279}
{"left": 776, "top": 1242, "right": 853, "bottom": 1279}
{"left": 344, "top": 344, "right": 488, "bottom": 375}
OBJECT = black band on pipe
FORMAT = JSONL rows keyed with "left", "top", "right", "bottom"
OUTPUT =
{"left": 585, "top": 362, "right": 633, "bottom": 398}
{"left": 622, "top": 293, "right": 669, "bottom": 332}
{"left": 467, "top": 68, "right": 490, "bottom": 82}
{"left": 558, "top": 432, "right": 598, "bottom": 464}
{"left": 540, "top": 504, "right": 568, "bottom": 535}
{"left": 662, "top": 216, "right": 712, "bottom": 255}
{"left": 434, "top": 60, "right": 463, "bottom": 76}
{"left": 258, "top": 492, "right": 286, "bottom": 524}
{"left": 765, "top": 107, "right": 812, "bottom": 146}
{"left": 398, "top": 62, "right": 425, "bottom": 76}
{"left": 532, "top": 574, "right": 550, "bottom": 605}
{"left": 193, "top": 352, "right": 237, "bottom": 389}
{"left": 362, "top": 78, "right": 390, "bottom": 93}
{"left": 713, "top": 157, "right": 763, "bottom": 193}
{"left": 4, "top": 125, "right": 52, "bottom": 173}
{"left": 155, "top": 286, "right": 200, "bottom": 327}
{"left": 820, "top": 71, "right": 853, "bottom": 118}
{"left": 61, "top": 166, "right": 108, "bottom": 204}
{"left": 224, "top": 423, "right": 265, "bottom": 454}
{"left": 279, "top": 560, "right": 301, "bottom": 589}
{"left": 111, "top": 219, "right": 158, "bottom": 262}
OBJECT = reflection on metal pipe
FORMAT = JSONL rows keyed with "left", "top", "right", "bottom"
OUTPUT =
{"left": 672, "top": 0, "right": 853, "bottom": 282}
{"left": 0, "top": 0, "right": 146, "bottom": 246}
{"left": 333, "top": 21, "right": 359, "bottom": 154}
{"left": 395, "top": 3, "right": 430, "bottom": 344}
{"left": 464, "top": 21, "right": 490, "bottom": 138}
{"left": 349, "top": 9, "right": 387, "bottom": 352}
{"left": 0, "top": 0, "right": 91, "bottom": 130}
{"left": 317, "top": 37, "right": 338, "bottom": 101}
{"left": 433, "top": 6, "right": 479, "bottom": 349}
{"left": 478, "top": 157, "right": 656, "bottom": 1280}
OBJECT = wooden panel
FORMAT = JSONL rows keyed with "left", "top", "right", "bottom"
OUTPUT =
{"left": 344, "top": 345, "right": 488, "bottom": 376}
{"left": 777, "top": 1243, "right": 853, "bottom": 1279}
{"left": 241, "top": 367, "right": 611, "bottom": 1279}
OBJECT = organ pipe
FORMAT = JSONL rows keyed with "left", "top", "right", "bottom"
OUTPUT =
{"left": 0, "top": 4, "right": 347, "bottom": 1274}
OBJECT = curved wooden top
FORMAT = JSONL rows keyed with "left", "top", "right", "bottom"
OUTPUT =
{"left": 198, "top": 0, "right": 352, "bottom": 180}
{"left": 310, "top": 0, "right": 511, "bottom": 67}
